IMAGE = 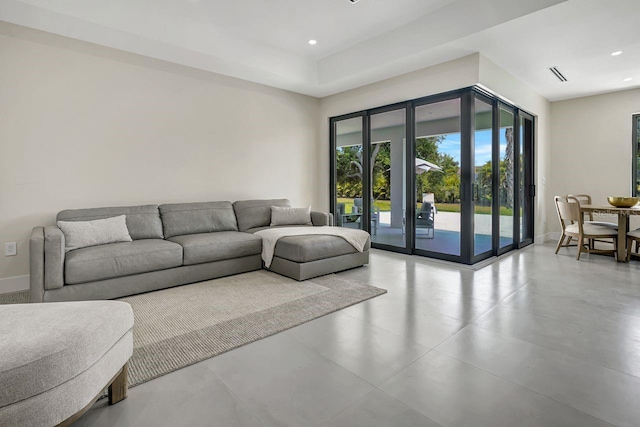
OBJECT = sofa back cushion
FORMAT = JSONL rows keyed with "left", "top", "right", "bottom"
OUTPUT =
{"left": 159, "top": 201, "right": 238, "bottom": 238}
{"left": 57, "top": 205, "right": 164, "bottom": 240}
{"left": 233, "top": 199, "right": 291, "bottom": 232}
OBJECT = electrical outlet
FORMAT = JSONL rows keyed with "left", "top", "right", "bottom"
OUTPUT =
{"left": 5, "top": 242, "right": 17, "bottom": 256}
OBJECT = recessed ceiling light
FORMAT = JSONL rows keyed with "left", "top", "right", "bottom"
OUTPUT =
{"left": 623, "top": 77, "right": 633, "bottom": 82}
{"left": 308, "top": 40, "right": 317, "bottom": 45}
{"left": 611, "top": 51, "right": 623, "bottom": 56}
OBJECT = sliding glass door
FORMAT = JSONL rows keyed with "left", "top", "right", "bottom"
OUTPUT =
{"left": 330, "top": 87, "right": 535, "bottom": 264}
{"left": 332, "top": 114, "right": 366, "bottom": 231}
{"left": 498, "top": 105, "right": 516, "bottom": 252}
{"left": 368, "top": 105, "right": 408, "bottom": 249}
{"left": 518, "top": 112, "right": 535, "bottom": 246}
{"left": 473, "top": 95, "right": 494, "bottom": 258}
{"left": 414, "top": 97, "right": 462, "bottom": 260}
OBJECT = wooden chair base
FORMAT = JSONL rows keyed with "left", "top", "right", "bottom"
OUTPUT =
{"left": 56, "top": 362, "right": 129, "bottom": 427}
{"left": 627, "top": 238, "right": 640, "bottom": 262}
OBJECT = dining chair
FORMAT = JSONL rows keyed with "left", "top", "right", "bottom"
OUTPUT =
{"left": 554, "top": 195, "right": 618, "bottom": 260}
{"left": 627, "top": 229, "right": 640, "bottom": 261}
{"left": 567, "top": 194, "right": 618, "bottom": 229}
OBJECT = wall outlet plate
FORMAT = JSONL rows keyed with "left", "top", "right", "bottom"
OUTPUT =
{"left": 5, "top": 242, "right": 17, "bottom": 256}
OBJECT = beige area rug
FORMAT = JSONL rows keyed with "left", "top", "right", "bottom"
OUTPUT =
{"left": 1, "top": 271, "right": 386, "bottom": 387}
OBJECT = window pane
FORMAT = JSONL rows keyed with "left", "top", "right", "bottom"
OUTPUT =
{"left": 335, "top": 117, "right": 363, "bottom": 230}
{"left": 414, "top": 98, "right": 461, "bottom": 256}
{"left": 474, "top": 98, "right": 493, "bottom": 255}
{"left": 370, "top": 109, "right": 406, "bottom": 248}
{"left": 635, "top": 115, "right": 640, "bottom": 196}
{"left": 499, "top": 108, "right": 515, "bottom": 248}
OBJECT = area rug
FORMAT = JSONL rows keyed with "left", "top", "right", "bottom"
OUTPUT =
{"left": 1, "top": 271, "right": 386, "bottom": 388}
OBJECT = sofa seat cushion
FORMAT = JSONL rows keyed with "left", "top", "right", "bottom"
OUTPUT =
{"left": 273, "top": 235, "right": 371, "bottom": 263}
{"left": 245, "top": 225, "right": 309, "bottom": 234}
{"left": 0, "top": 301, "right": 133, "bottom": 408}
{"left": 65, "top": 240, "right": 183, "bottom": 285}
{"left": 168, "top": 231, "right": 262, "bottom": 265}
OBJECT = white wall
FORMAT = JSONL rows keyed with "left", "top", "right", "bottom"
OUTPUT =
{"left": 0, "top": 23, "right": 321, "bottom": 281}
{"left": 549, "top": 88, "right": 640, "bottom": 232}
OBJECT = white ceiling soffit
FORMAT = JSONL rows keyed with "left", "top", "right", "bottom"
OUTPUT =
{"left": 7, "top": 0, "right": 637, "bottom": 101}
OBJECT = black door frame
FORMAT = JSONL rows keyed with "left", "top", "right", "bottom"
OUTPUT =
{"left": 330, "top": 86, "right": 536, "bottom": 264}
{"left": 518, "top": 111, "right": 535, "bottom": 248}
{"left": 632, "top": 114, "right": 639, "bottom": 197}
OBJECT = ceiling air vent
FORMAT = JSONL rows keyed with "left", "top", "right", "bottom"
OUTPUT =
{"left": 549, "top": 66, "right": 568, "bottom": 82}
{"left": 349, "top": 0, "right": 361, "bottom": 3}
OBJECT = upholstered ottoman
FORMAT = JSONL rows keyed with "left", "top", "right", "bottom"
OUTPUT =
{"left": 267, "top": 235, "right": 371, "bottom": 281}
{"left": 0, "top": 301, "right": 133, "bottom": 426}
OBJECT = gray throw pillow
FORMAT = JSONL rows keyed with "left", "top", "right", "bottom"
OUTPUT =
{"left": 270, "top": 206, "right": 312, "bottom": 226}
{"left": 57, "top": 215, "right": 132, "bottom": 252}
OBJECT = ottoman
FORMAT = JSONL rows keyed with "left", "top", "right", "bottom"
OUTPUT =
{"left": 267, "top": 235, "right": 371, "bottom": 281}
{"left": 0, "top": 301, "right": 133, "bottom": 426}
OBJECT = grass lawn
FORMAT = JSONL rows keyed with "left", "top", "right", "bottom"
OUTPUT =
{"left": 337, "top": 198, "right": 513, "bottom": 216}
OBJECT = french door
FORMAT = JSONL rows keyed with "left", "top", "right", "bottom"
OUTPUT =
{"left": 330, "top": 87, "right": 535, "bottom": 264}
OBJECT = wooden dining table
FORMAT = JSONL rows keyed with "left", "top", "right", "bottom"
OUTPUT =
{"left": 580, "top": 204, "right": 640, "bottom": 262}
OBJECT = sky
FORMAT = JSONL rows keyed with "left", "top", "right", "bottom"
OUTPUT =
{"left": 438, "top": 129, "right": 509, "bottom": 167}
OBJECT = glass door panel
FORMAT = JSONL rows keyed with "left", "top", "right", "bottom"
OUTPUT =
{"left": 335, "top": 117, "right": 364, "bottom": 230}
{"left": 499, "top": 107, "right": 515, "bottom": 248}
{"left": 370, "top": 108, "right": 407, "bottom": 248}
{"left": 414, "top": 98, "right": 461, "bottom": 257}
{"left": 473, "top": 98, "right": 494, "bottom": 256}
{"left": 519, "top": 114, "right": 535, "bottom": 244}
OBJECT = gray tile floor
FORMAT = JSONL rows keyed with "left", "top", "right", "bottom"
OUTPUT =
{"left": 74, "top": 244, "right": 640, "bottom": 427}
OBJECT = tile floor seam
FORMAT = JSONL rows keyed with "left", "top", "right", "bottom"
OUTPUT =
{"left": 283, "top": 314, "right": 434, "bottom": 388}
{"left": 336, "top": 304, "right": 468, "bottom": 340}
{"left": 517, "top": 283, "right": 640, "bottom": 321}
{"left": 401, "top": 279, "right": 520, "bottom": 304}
{"left": 201, "top": 364, "right": 267, "bottom": 426}
{"left": 496, "top": 299, "right": 640, "bottom": 343}
{"left": 283, "top": 327, "right": 382, "bottom": 389}
{"left": 429, "top": 349, "right": 617, "bottom": 427}
{"left": 376, "top": 348, "right": 440, "bottom": 390}
{"left": 317, "top": 389, "right": 373, "bottom": 427}
{"left": 369, "top": 388, "right": 444, "bottom": 427}
{"left": 469, "top": 316, "right": 640, "bottom": 382}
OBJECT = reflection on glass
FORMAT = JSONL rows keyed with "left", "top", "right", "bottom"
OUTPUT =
{"left": 474, "top": 99, "right": 493, "bottom": 255}
{"left": 519, "top": 117, "right": 525, "bottom": 241}
{"left": 520, "top": 115, "right": 534, "bottom": 242}
{"left": 335, "top": 117, "right": 363, "bottom": 230}
{"left": 369, "top": 109, "right": 406, "bottom": 248}
{"left": 414, "top": 98, "right": 461, "bottom": 256}
{"left": 499, "top": 108, "right": 515, "bottom": 248}
{"left": 635, "top": 116, "right": 640, "bottom": 196}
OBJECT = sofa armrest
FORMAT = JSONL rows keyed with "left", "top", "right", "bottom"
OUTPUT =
{"left": 311, "top": 211, "right": 333, "bottom": 227}
{"left": 44, "top": 226, "right": 65, "bottom": 291}
{"left": 30, "top": 227, "right": 45, "bottom": 303}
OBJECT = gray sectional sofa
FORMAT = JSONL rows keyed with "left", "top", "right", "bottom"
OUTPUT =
{"left": 30, "top": 199, "right": 370, "bottom": 303}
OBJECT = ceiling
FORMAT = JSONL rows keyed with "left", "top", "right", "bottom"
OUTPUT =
{"left": 2, "top": 0, "right": 639, "bottom": 101}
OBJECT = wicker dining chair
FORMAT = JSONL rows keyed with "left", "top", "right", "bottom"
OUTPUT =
{"left": 554, "top": 195, "right": 618, "bottom": 260}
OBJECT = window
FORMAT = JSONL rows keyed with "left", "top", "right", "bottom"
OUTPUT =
{"left": 330, "top": 87, "right": 535, "bottom": 264}
{"left": 634, "top": 114, "right": 640, "bottom": 196}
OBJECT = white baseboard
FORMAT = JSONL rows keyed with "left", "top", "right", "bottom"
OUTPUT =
{"left": 535, "top": 232, "right": 559, "bottom": 244}
{"left": 0, "top": 275, "right": 29, "bottom": 294}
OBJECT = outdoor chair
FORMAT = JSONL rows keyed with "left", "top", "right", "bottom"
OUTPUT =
{"left": 415, "top": 202, "right": 435, "bottom": 239}
{"left": 353, "top": 198, "right": 380, "bottom": 235}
